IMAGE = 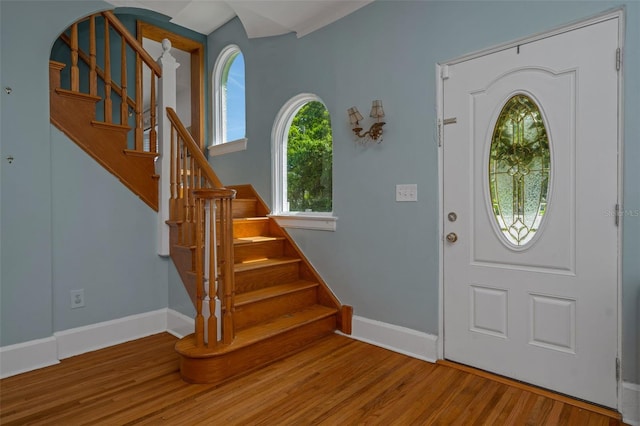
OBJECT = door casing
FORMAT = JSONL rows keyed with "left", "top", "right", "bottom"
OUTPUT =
{"left": 435, "top": 7, "right": 625, "bottom": 408}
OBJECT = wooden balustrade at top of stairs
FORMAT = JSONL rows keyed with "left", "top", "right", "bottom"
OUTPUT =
{"left": 173, "top": 184, "right": 353, "bottom": 384}
{"left": 48, "top": 11, "right": 162, "bottom": 211}
{"left": 49, "top": 61, "right": 159, "bottom": 210}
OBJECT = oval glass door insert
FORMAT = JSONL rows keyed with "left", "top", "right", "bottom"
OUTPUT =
{"left": 489, "top": 94, "right": 551, "bottom": 247}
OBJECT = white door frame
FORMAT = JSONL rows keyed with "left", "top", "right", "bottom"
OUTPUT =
{"left": 436, "top": 7, "right": 625, "bottom": 408}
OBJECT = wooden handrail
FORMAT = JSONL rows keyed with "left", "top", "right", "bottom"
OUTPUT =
{"left": 166, "top": 108, "right": 223, "bottom": 188}
{"left": 102, "top": 11, "right": 162, "bottom": 77}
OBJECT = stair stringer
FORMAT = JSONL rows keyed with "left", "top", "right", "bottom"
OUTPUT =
{"left": 49, "top": 61, "right": 159, "bottom": 211}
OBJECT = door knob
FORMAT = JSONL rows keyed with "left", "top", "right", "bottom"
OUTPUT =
{"left": 446, "top": 232, "right": 458, "bottom": 243}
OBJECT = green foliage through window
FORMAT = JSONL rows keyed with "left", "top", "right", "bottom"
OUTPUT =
{"left": 286, "top": 101, "right": 333, "bottom": 212}
{"left": 489, "top": 94, "right": 550, "bottom": 246}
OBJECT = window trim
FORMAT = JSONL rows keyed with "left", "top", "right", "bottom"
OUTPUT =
{"left": 211, "top": 44, "right": 246, "bottom": 152}
{"left": 271, "top": 93, "right": 336, "bottom": 231}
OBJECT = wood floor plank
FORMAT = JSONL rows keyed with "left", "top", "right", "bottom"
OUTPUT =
{"left": 0, "top": 332, "right": 626, "bottom": 425}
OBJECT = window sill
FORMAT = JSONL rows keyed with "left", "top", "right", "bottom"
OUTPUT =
{"left": 268, "top": 213, "right": 337, "bottom": 231}
{"left": 208, "top": 138, "right": 248, "bottom": 156}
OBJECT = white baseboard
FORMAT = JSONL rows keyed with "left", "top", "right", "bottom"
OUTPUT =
{"left": 0, "top": 336, "right": 59, "bottom": 379}
{"left": 0, "top": 309, "right": 169, "bottom": 378}
{"left": 55, "top": 309, "right": 168, "bottom": 359}
{"left": 623, "top": 381, "right": 640, "bottom": 426}
{"left": 342, "top": 315, "right": 438, "bottom": 363}
{"left": 166, "top": 308, "right": 195, "bottom": 338}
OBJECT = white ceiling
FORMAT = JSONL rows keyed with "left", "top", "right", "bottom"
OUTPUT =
{"left": 105, "top": 0, "right": 373, "bottom": 38}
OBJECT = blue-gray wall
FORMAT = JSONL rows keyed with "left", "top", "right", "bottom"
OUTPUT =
{"left": 1, "top": 1, "right": 169, "bottom": 344}
{"left": 0, "top": 0, "right": 637, "bottom": 385}
{"left": 207, "top": 1, "right": 639, "bottom": 383}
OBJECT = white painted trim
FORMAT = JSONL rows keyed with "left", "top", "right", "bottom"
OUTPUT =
{"left": 208, "top": 138, "right": 247, "bottom": 156}
{"left": 622, "top": 382, "right": 640, "bottom": 426}
{"left": 271, "top": 93, "right": 331, "bottom": 216}
{"left": 211, "top": 44, "right": 244, "bottom": 146}
{"left": 166, "top": 308, "right": 195, "bottom": 338}
{"left": 157, "top": 43, "right": 179, "bottom": 257}
{"left": 341, "top": 315, "right": 438, "bottom": 363}
{"left": 0, "top": 309, "right": 186, "bottom": 378}
{"left": 0, "top": 337, "right": 59, "bottom": 379}
{"left": 54, "top": 309, "right": 167, "bottom": 359}
{"left": 269, "top": 213, "right": 337, "bottom": 231}
{"left": 436, "top": 62, "right": 445, "bottom": 361}
{"left": 615, "top": 8, "right": 626, "bottom": 413}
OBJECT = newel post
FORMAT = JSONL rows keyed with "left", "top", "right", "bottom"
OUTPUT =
{"left": 156, "top": 39, "right": 179, "bottom": 256}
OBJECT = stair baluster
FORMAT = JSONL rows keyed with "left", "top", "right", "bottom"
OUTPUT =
{"left": 120, "top": 36, "right": 128, "bottom": 126}
{"left": 192, "top": 189, "right": 236, "bottom": 347}
{"left": 89, "top": 16, "right": 97, "bottom": 97}
{"left": 103, "top": 19, "right": 112, "bottom": 124}
{"left": 70, "top": 23, "right": 79, "bottom": 92}
{"left": 166, "top": 108, "right": 232, "bottom": 347}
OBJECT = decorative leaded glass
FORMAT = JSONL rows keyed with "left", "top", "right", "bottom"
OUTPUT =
{"left": 489, "top": 95, "right": 550, "bottom": 246}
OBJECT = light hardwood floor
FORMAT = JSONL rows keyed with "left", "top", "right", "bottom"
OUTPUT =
{"left": 0, "top": 333, "right": 625, "bottom": 425}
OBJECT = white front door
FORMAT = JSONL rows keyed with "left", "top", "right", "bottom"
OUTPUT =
{"left": 442, "top": 15, "right": 621, "bottom": 408}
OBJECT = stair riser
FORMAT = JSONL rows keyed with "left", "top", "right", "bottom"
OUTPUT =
{"left": 178, "top": 315, "right": 336, "bottom": 384}
{"left": 233, "top": 220, "right": 270, "bottom": 238}
{"left": 234, "top": 240, "right": 284, "bottom": 263}
{"left": 235, "top": 263, "right": 300, "bottom": 293}
{"left": 235, "top": 287, "right": 318, "bottom": 330}
{"left": 229, "top": 199, "right": 257, "bottom": 218}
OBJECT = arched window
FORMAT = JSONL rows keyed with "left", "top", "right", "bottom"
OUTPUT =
{"left": 210, "top": 45, "right": 246, "bottom": 155}
{"left": 271, "top": 94, "right": 336, "bottom": 231}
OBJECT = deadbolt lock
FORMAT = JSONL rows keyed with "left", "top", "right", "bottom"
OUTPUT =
{"left": 448, "top": 212, "right": 457, "bottom": 222}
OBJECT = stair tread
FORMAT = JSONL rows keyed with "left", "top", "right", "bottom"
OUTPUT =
{"left": 173, "top": 244, "right": 195, "bottom": 252}
{"left": 234, "top": 257, "right": 301, "bottom": 272}
{"left": 176, "top": 304, "right": 337, "bottom": 357}
{"left": 123, "top": 149, "right": 158, "bottom": 158}
{"left": 234, "top": 235, "right": 284, "bottom": 245}
{"left": 54, "top": 88, "right": 101, "bottom": 102}
{"left": 91, "top": 120, "right": 130, "bottom": 132}
{"left": 233, "top": 217, "right": 269, "bottom": 223}
{"left": 235, "top": 280, "right": 318, "bottom": 306}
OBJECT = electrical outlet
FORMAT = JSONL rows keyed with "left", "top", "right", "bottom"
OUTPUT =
{"left": 396, "top": 184, "right": 418, "bottom": 202}
{"left": 70, "top": 289, "right": 85, "bottom": 309}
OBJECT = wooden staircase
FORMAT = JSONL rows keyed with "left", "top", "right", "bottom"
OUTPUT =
{"left": 172, "top": 184, "right": 351, "bottom": 384}
{"left": 50, "top": 12, "right": 352, "bottom": 385}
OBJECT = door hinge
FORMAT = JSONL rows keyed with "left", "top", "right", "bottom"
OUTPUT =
{"left": 616, "top": 357, "right": 621, "bottom": 382}
{"left": 616, "top": 48, "right": 621, "bottom": 71}
{"left": 615, "top": 203, "right": 620, "bottom": 226}
{"left": 441, "top": 65, "right": 450, "bottom": 80}
{"left": 437, "top": 119, "right": 443, "bottom": 147}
